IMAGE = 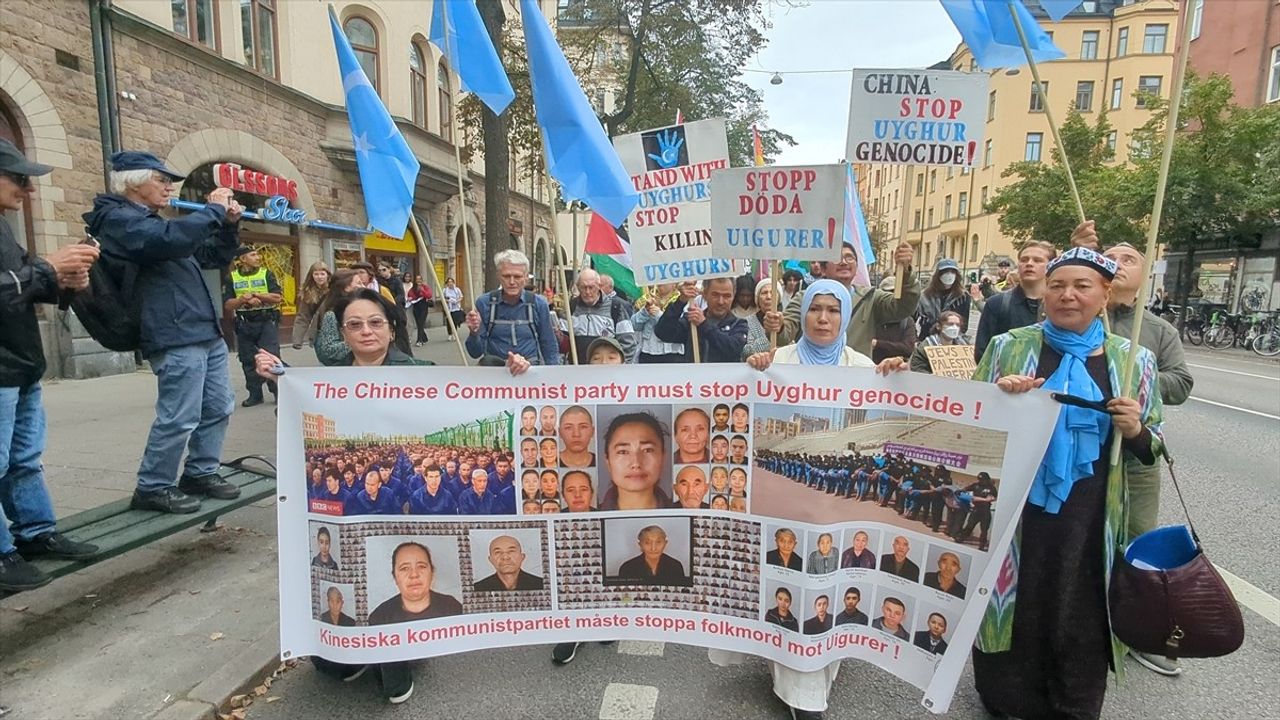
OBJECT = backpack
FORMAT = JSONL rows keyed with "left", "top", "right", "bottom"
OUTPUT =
{"left": 70, "top": 233, "right": 141, "bottom": 352}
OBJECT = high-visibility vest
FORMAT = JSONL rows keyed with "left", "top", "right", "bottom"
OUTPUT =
{"left": 231, "top": 268, "right": 271, "bottom": 299}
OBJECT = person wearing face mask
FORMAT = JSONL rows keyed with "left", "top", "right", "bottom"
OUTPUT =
{"left": 910, "top": 311, "right": 970, "bottom": 374}
{"left": 915, "top": 258, "right": 970, "bottom": 341}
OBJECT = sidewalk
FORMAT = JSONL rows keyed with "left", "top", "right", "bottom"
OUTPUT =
{"left": 0, "top": 325, "right": 467, "bottom": 720}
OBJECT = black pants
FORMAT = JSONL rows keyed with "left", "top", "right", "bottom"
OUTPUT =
{"left": 412, "top": 302, "right": 430, "bottom": 343}
{"left": 447, "top": 309, "right": 465, "bottom": 336}
{"left": 235, "top": 313, "right": 280, "bottom": 399}
{"left": 638, "top": 352, "right": 685, "bottom": 363}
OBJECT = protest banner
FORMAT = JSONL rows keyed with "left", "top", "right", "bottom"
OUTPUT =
{"left": 845, "top": 69, "right": 990, "bottom": 168}
{"left": 708, "top": 164, "right": 845, "bottom": 262}
{"left": 613, "top": 119, "right": 735, "bottom": 283}
{"left": 923, "top": 344, "right": 978, "bottom": 380}
{"left": 277, "top": 365, "right": 1058, "bottom": 713}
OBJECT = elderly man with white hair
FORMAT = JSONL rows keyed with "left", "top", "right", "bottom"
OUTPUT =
{"left": 465, "top": 249, "right": 560, "bottom": 366}
{"left": 565, "top": 268, "right": 636, "bottom": 364}
{"left": 83, "top": 151, "right": 245, "bottom": 514}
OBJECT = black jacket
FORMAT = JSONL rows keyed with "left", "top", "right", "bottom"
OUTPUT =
{"left": 974, "top": 286, "right": 1043, "bottom": 361}
{"left": 0, "top": 219, "right": 59, "bottom": 387}
{"left": 654, "top": 299, "right": 748, "bottom": 363}
{"left": 82, "top": 194, "right": 239, "bottom": 356}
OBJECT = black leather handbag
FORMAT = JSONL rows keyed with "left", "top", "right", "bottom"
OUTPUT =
{"left": 1108, "top": 449, "right": 1245, "bottom": 660}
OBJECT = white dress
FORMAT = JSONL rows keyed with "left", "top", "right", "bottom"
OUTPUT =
{"left": 709, "top": 342, "right": 874, "bottom": 712}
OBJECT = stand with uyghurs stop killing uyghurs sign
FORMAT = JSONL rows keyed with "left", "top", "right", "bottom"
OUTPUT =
{"left": 276, "top": 364, "right": 1060, "bottom": 714}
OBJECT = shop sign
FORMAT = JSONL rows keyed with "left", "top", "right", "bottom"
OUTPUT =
{"left": 214, "top": 162, "right": 300, "bottom": 203}
{"left": 260, "top": 195, "right": 307, "bottom": 224}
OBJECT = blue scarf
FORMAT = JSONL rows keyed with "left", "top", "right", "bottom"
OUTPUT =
{"left": 1033, "top": 318, "right": 1112, "bottom": 514}
{"left": 794, "top": 280, "right": 852, "bottom": 366}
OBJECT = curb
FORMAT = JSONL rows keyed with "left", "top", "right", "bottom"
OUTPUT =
{"left": 156, "top": 633, "right": 282, "bottom": 720}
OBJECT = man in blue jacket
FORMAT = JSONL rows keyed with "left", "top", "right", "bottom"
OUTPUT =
{"left": 83, "top": 151, "right": 244, "bottom": 514}
{"left": 654, "top": 278, "right": 748, "bottom": 363}
{"left": 464, "top": 249, "right": 559, "bottom": 366}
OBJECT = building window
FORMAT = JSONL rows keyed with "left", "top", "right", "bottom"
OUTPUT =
{"left": 930, "top": 169, "right": 937, "bottom": 192}
{"left": 1269, "top": 45, "right": 1280, "bottom": 103}
{"left": 1137, "top": 75, "right": 1162, "bottom": 107}
{"left": 438, "top": 62, "right": 453, "bottom": 141}
{"left": 947, "top": 166, "right": 954, "bottom": 179}
{"left": 916, "top": 173, "right": 924, "bottom": 195}
{"left": 875, "top": 169, "right": 882, "bottom": 187}
{"left": 893, "top": 189, "right": 899, "bottom": 209}
{"left": 172, "top": 0, "right": 218, "bottom": 49}
{"left": 913, "top": 209, "right": 922, "bottom": 230}
{"left": 958, "top": 191, "right": 968, "bottom": 216}
{"left": 983, "top": 139, "right": 993, "bottom": 167}
{"left": 1107, "top": 130, "right": 1118, "bottom": 154}
{"left": 970, "top": 234, "right": 979, "bottom": 262}
{"left": 1191, "top": 0, "right": 1204, "bottom": 40}
{"left": 1024, "top": 132, "right": 1043, "bottom": 162}
{"left": 1076, "top": 80, "right": 1095, "bottom": 111}
{"left": 343, "top": 16, "right": 379, "bottom": 93}
{"left": 410, "top": 42, "right": 428, "bottom": 128}
{"left": 1111, "top": 78, "right": 1124, "bottom": 109}
{"left": 1116, "top": 27, "right": 1129, "bottom": 57}
{"left": 1143, "top": 24, "right": 1168, "bottom": 54}
{"left": 927, "top": 208, "right": 934, "bottom": 227}
{"left": 980, "top": 185, "right": 989, "bottom": 209}
{"left": 987, "top": 90, "right": 996, "bottom": 121}
{"left": 944, "top": 195, "right": 953, "bottom": 220}
{"left": 1080, "top": 30, "right": 1099, "bottom": 60}
{"left": 1029, "top": 81, "right": 1048, "bottom": 112}
{"left": 239, "top": 0, "right": 278, "bottom": 78}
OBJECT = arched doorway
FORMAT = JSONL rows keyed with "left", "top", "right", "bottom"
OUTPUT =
{"left": 0, "top": 93, "right": 34, "bottom": 254}
{"left": 453, "top": 225, "right": 471, "bottom": 302}
{"left": 533, "top": 237, "right": 547, "bottom": 291}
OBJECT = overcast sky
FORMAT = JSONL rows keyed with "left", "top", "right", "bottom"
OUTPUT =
{"left": 743, "top": 0, "right": 963, "bottom": 165}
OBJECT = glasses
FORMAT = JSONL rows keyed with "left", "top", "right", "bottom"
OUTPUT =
{"left": 342, "top": 317, "right": 389, "bottom": 332}
{"left": 1, "top": 172, "right": 31, "bottom": 189}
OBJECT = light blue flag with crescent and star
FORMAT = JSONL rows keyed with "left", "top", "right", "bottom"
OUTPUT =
{"left": 328, "top": 6, "right": 420, "bottom": 238}
{"left": 1039, "top": 0, "right": 1084, "bottom": 23}
{"left": 429, "top": 0, "right": 515, "bottom": 115}
{"left": 940, "top": 0, "right": 1066, "bottom": 69}
{"left": 519, "top": 0, "right": 638, "bottom": 227}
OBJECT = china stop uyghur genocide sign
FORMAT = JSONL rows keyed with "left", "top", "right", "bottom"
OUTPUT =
{"left": 613, "top": 119, "right": 735, "bottom": 283}
{"left": 846, "top": 69, "right": 990, "bottom": 168}
{"left": 277, "top": 365, "right": 1060, "bottom": 713}
{"left": 709, "top": 164, "right": 845, "bottom": 262}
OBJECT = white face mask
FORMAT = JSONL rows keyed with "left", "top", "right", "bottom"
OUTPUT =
{"left": 939, "top": 272, "right": 957, "bottom": 288}
{"left": 942, "top": 325, "right": 961, "bottom": 339}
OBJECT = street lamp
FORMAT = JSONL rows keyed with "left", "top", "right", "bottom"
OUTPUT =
{"left": 770, "top": 72, "right": 783, "bottom": 85}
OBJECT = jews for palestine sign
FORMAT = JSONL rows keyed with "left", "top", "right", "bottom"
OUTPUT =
{"left": 845, "top": 70, "right": 990, "bottom": 168}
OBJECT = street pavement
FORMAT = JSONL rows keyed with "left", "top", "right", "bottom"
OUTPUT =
{"left": 3, "top": 325, "right": 1278, "bottom": 720}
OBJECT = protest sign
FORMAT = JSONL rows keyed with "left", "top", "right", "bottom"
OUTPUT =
{"left": 278, "top": 365, "right": 1058, "bottom": 714}
{"left": 846, "top": 69, "right": 990, "bottom": 168}
{"left": 708, "top": 164, "right": 845, "bottom": 262}
{"left": 613, "top": 119, "right": 735, "bottom": 283}
{"left": 923, "top": 344, "right": 978, "bottom": 379}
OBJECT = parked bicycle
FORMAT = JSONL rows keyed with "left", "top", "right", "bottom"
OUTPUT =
{"left": 1249, "top": 311, "right": 1280, "bottom": 357}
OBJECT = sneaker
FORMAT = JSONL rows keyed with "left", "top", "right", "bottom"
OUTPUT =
{"left": 551, "top": 642, "right": 580, "bottom": 665}
{"left": 241, "top": 396, "right": 264, "bottom": 408}
{"left": 1132, "top": 650, "right": 1183, "bottom": 676}
{"left": 0, "top": 552, "right": 52, "bottom": 592}
{"left": 341, "top": 664, "right": 370, "bottom": 682}
{"left": 14, "top": 532, "right": 99, "bottom": 560}
{"left": 179, "top": 472, "right": 242, "bottom": 500}
{"left": 130, "top": 486, "right": 201, "bottom": 514}
{"left": 380, "top": 663, "right": 414, "bottom": 704}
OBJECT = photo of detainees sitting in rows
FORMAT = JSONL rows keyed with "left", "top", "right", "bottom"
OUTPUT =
{"left": 763, "top": 582, "right": 800, "bottom": 632}
{"left": 881, "top": 534, "right": 922, "bottom": 583}
{"left": 558, "top": 405, "right": 597, "bottom": 468}
{"left": 766, "top": 526, "right": 804, "bottom": 572}
{"left": 913, "top": 610, "right": 950, "bottom": 655}
{"left": 317, "top": 584, "right": 357, "bottom": 626}
{"left": 310, "top": 524, "right": 339, "bottom": 571}
{"left": 595, "top": 405, "right": 674, "bottom": 510}
{"left": 470, "top": 529, "right": 544, "bottom": 592}
{"left": 871, "top": 595, "right": 913, "bottom": 641}
{"left": 602, "top": 517, "right": 693, "bottom": 587}
{"left": 835, "top": 586, "right": 870, "bottom": 626}
{"left": 365, "top": 536, "right": 463, "bottom": 625}
{"left": 803, "top": 589, "right": 836, "bottom": 635}
{"left": 923, "top": 547, "right": 970, "bottom": 599}
{"left": 672, "top": 466, "right": 710, "bottom": 509}
{"left": 807, "top": 532, "right": 839, "bottom": 575}
{"left": 840, "top": 528, "right": 879, "bottom": 570}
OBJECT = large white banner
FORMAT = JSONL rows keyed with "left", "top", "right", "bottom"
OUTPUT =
{"left": 277, "top": 365, "right": 1057, "bottom": 713}
{"left": 709, "top": 164, "right": 845, "bottom": 262}
{"left": 613, "top": 119, "right": 735, "bottom": 283}
{"left": 846, "top": 69, "right": 990, "bottom": 168}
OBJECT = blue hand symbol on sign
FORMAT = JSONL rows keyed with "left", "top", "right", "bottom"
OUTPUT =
{"left": 647, "top": 129, "right": 685, "bottom": 169}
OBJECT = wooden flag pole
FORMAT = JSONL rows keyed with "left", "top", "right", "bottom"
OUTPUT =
{"left": 1006, "top": 0, "right": 1086, "bottom": 224}
{"left": 690, "top": 320, "right": 702, "bottom": 363}
{"left": 769, "top": 259, "right": 780, "bottom": 350}
{"left": 407, "top": 215, "right": 469, "bottom": 365}
{"left": 560, "top": 196, "right": 580, "bottom": 365}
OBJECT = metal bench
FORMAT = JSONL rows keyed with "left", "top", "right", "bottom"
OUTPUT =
{"left": 23, "top": 456, "right": 277, "bottom": 584}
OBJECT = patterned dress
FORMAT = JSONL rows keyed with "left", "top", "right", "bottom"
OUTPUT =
{"left": 971, "top": 325, "right": 1163, "bottom": 720}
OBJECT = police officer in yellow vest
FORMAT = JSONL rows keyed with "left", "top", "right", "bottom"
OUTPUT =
{"left": 223, "top": 247, "right": 282, "bottom": 407}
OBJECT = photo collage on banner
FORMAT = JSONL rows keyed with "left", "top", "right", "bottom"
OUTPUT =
{"left": 278, "top": 365, "right": 1057, "bottom": 714}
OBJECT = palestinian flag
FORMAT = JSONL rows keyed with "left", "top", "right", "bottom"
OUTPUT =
{"left": 584, "top": 211, "right": 641, "bottom": 299}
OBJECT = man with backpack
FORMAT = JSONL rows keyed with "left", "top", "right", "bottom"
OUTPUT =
{"left": 83, "top": 151, "right": 245, "bottom": 514}
{"left": 0, "top": 139, "right": 102, "bottom": 591}
{"left": 464, "top": 249, "right": 560, "bottom": 366}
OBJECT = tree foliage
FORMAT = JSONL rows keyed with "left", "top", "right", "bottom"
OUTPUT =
{"left": 459, "top": 0, "right": 796, "bottom": 188}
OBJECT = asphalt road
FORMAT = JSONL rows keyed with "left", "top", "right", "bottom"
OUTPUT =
{"left": 245, "top": 345, "right": 1280, "bottom": 720}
